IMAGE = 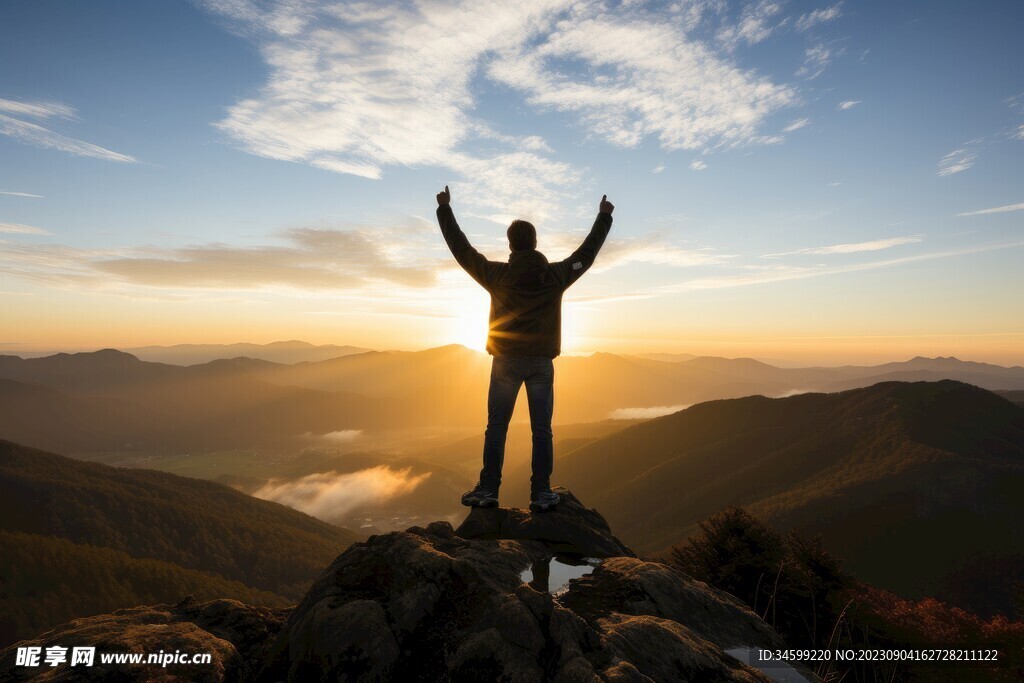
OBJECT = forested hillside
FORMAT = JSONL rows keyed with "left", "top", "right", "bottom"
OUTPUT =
{"left": 0, "top": 440, "right": 360, "bottom": 597}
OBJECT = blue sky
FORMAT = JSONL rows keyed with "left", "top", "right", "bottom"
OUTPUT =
{"left": 1, "top": 1, "right": 1022, "bottom": 364}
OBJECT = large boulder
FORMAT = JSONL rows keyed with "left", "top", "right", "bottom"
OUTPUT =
{"left": 257, "top": 509, "right": 799, "bottom": 682}
{"left": 0, "top": 598, "right": 285, "bottom": 682}
{"left": 256, "top": 520, "right": 562, "bottom": 681}
{"left": 455, "top": 487, "right": 635, "bottom": 558}
{"left": 4, "top": 490, "right": 815, "bottom": 683}
{"left": 560, "top": 557, "right": 786, "bottom": 652}
{"left": 595, "top": 614, "right": 769, "bottom": 683}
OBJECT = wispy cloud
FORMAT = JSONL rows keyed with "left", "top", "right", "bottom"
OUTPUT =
{"left": 796, "top": 44, "right": 834, "bottom": 79}
{"left": 0, "top": 98, "right": 76, "bottom": 120}
{"left": 675, "top": 239, "right": 1024, "bottom": 292}
{"left": 749, "top": 134, "right": 785, "bottom": 146}
{"left": 202, "top": 0, "right": 590, "bottom": 221}
{"left": 1004, "top": 93, "right": 1024, "bottom": 140}
{"left": 783, "top": 118, "right": 810, "bottom": 133}
{"left": 490, "top": 10, "right": 796, "bottom": 153}
{"left": 0, "top": 223, "right": 437, "bottom": 292}
{"left": 0, "top": 222, "right": 51, "bottom": 235}
{"left": 545, "top": 231, "right": 730, "bottom": 270}
{"left": 446, "top": 151, "right": 581, "bottom": 224}
{"left": 763, "top": 235, "right": 923, "bottom": 258}
{"left": 0, "top": 109, "right": 136, "bottom": 163}
{"left": 566, "top": 291, "right": 658, "bottom": 305}
{"left": 795, "top": 3, "right": 843, "bottom": 32}
{"left": 200, "top": 0, "right": 799, "bottom": 216}
{"left": 472, "top": 124, "right": 553, "bottom": 153}
{"left": 598, "top": 239, "right": 728, "bottom": 269}
{"left": 957, "top": 201, "right": 1024, "bottom": 217}
{"left": 716, "top": 0, "right": 787, "bottom": 51}
{"left": 690, "top": 160, "right": 708, "bottom": 171}
{"left": 0, "top": 190, "right": 44, "bottom": 198}
{"left": 937, "top": 148, "right": 975, "bottom": 176}
{"left": 651, "top": 164, "right": 666, "bottom": 174}
{"left": 837, "top": 100, "right": 860, "bottom": 110}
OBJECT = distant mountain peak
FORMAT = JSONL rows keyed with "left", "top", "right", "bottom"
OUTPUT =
{"left": 91, "top": 348, "right": 141, "bottom": 359}
{"left": 40, "top": 348, "right": 142, "bottom": 365}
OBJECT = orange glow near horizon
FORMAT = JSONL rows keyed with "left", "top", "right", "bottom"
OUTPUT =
{"left": 5, "top": 315, "right": 1023, "bottom": 367}
{"left": 3, "top": 272, "right": 1023, "bottom": 366}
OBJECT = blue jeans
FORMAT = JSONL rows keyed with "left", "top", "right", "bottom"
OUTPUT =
{"left": 480, "top": 355, "right": 554, "bottom": 496}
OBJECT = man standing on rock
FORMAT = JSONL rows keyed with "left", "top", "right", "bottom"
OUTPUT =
{"left": 436, "top": 185, "right": 614, "bottom": 512}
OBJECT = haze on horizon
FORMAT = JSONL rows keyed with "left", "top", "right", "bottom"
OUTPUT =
{"left": 2, "top": 1, "right": 1023, "bottom": 366}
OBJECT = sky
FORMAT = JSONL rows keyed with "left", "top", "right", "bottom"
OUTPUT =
{"left": 1, "top": 0, "right": 1022, "bottom": 365}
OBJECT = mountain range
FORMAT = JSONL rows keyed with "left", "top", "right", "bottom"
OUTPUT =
{"left": 497, "top": 380, "right": 1024, "bottom": 618}
{"left": 1, "top": 343, "right": 1022, "bottom": 622}
{"left": 2, "top": 344, "right": 1023, "bottom": 457}
{"left": 2, "top": 340, "right": 372, "bottom": 365}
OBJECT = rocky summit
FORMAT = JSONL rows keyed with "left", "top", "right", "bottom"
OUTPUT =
{"left": 0, "top": 488, "right": 817, "bottom": 682}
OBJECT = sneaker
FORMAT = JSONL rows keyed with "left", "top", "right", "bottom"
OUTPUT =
{"left": 461, "top": 483, "right": 499, "bottom": 508}
{"left": 529, "top": 489, "right": 560, "bottom": 512}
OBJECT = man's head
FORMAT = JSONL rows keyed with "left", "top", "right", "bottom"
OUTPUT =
{"left": 507, "top": 220, "right": 537, "bottom": 252}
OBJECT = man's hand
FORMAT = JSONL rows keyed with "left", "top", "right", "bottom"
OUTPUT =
{"left": 599, "top": 194, "right": 614, "bottom": 215}
{"left": 437, "top": 185, "right": 451, "bottom": 206}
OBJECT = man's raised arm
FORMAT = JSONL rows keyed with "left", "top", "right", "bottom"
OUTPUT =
{"left": 556, "top": 194, "right": 614, "bottom": 289}
{"left": 435, "top": 185, "right": 499, "bottom": 289}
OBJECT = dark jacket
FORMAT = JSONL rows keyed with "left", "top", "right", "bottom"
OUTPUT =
{"left": 437, "top": 204, "right": 612, "bottom": 358}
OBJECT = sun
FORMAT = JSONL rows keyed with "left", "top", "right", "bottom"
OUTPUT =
{"left": 446, "top": 288, "right": 491, "bottom": 352}
{"left": 441, "top": 289, "right": 587, "bottom": 354}
{"left": 451, "top": 311, "right": 489, "bottom": 352}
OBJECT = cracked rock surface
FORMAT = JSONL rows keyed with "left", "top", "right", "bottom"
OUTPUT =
{"left": 2, "top": 490, "right": 815, "bottom": 682}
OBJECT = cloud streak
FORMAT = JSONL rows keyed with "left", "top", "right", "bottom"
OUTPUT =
{"left": 938, "top": 148, "right": 975, "bottom": 176}
{"left": 544, "top": 231, "right": 730, "bottom": 271}
{"left": 763, "top": 235, "right": 923, "bottom": 257}
{"left": 0, "top": 98, "right": 76, "bottom": 120}
{"left": 96, "top": 226, "right": 436, "bottom": 289}
{"left": 0, "top": 222, "right": 51, "bottom": 235}
{"left": 957, "top": 201, "right": 1024, "bottom": 216}
{"left": 796, "top": 44, "right": 834, "bottom": 79}
{"left": 587, "top": 237, "right": 1024, "bottom": 305}
{"left": 795, "top": 3, "right": 843, "bottom": 32}
{"left": 0, "top": 113, "right": 135, "bottom": 163}
{"left": 715, "top": 0, "right": 786, "bottom": 51}
{"left": 674, "top": 239, "right": 1024, "bottom": 292}
{"left": 0, "top": 190, "right": 44, "bottom": 198}
{"left": 783, "top": 118, "right": 810, "bottom": 133}
{"left": 0, "top": 97, "right": 135, "bottom": 163}
{"left": 0, "top": 209, "right": 718, "bottom": 305}
{"left": 0, "top": 223, "right": 437, "bottom": 292}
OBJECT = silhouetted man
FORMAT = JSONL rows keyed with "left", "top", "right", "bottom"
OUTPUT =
{"left": 436, "top": 185, "right": 614, "bottom": 511}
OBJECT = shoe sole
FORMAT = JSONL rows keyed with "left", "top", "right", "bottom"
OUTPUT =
{"left": 529, "top": 501, "right": 558, "bottom": 512}
{"left": 462, "top": 498, "right": 499, "bottom": 508}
